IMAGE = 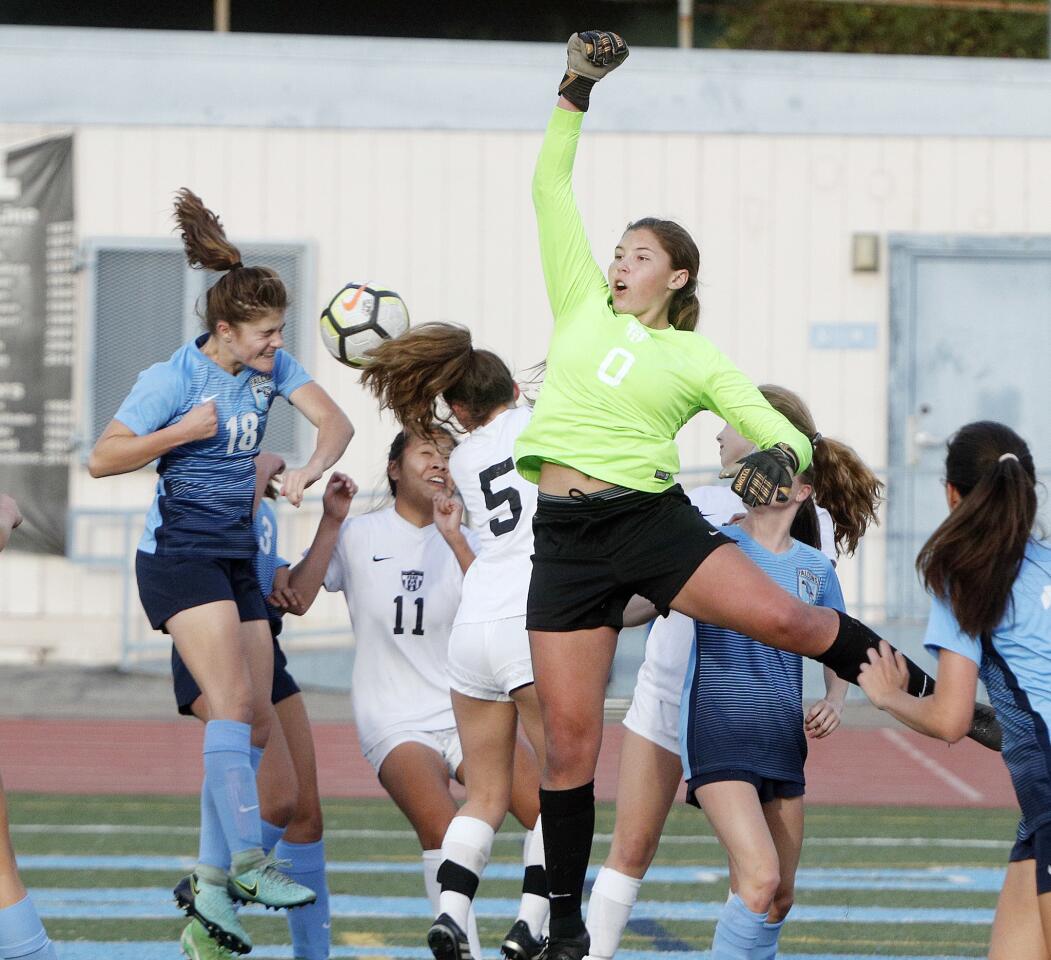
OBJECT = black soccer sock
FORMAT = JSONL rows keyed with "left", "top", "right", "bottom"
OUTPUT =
{"left": 540, "top": 781, "right": 595, "bottom": 940}
{"left": 817, "top": 610, "right": 935, "bottom": 697}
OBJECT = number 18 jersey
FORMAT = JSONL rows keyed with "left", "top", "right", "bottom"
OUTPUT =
{"left": 114, "top": 334, "right": 310, "bottom": 558}
{"left": 449, "top": 406, "right": 537, "bottom": 625}
{"left": 322, "top": 507, "right": 466, "bottom": 755}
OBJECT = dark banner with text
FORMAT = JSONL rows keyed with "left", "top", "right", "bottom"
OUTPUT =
{"left": 0, "top": 136, "right": 74, "bottom": 555}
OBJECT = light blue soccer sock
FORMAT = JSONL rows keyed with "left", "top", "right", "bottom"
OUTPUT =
{"left": 198, "top": 788, "right": 232, "bottom": 870}
{"left": 710, "top": 893, "right": 768, "bottom": 960}
{"left": 202, "top": 719, "right": 262, "bottom": 861}
{"left": 250, "top": 745, "right": 265, "bottom": 773}
{"left": 276, "top": 838, "right": 330, "bottom": 960}
{"left": 754, "top": 917, "right": 785, "bottom": 959}
{"left": 0, "top": 894, "right": 57, "bottom": 960}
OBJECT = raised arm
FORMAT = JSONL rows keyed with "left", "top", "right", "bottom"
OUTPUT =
{"left": 859, "top": 642, "right": 978, "bottom": 744}
{"left": 282, "top": 382, "right": 354, "bottom": 507}
{"left": 284, "top": 472, "right": 357, "bottom": 614}
{"left": 533, "top": 32, "right": 628, "bottom": 322}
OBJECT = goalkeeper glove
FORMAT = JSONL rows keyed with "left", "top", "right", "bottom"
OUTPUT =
{"left": 559, "top": 30, "right": 629, "bottom": 112}
{"left": 731, "top": 443, "right": 800, "bottom": 507}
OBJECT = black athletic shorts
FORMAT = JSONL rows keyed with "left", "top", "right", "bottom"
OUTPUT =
{"left": 1010, "top": 819, "right": 1051, "bottom": 895}
{"left": 685, "top": 769, "right": 806, "bottom": 808}
{"left": 526, "top": 483, "right": 734, "bottom": 632}
{"left": 136, "top": 552, "right": 268, "bottom": 632}
{"left": 171, "top": 623, "right": 301, "bottom": 716}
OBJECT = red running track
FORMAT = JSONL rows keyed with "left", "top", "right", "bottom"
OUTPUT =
{"left": 0, "top": 718, "right": 1017, "bottom": 808}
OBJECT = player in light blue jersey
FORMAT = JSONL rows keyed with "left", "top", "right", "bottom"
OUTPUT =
{"left": 859, "top": 421, "right": 1049, "bottom": 960}
{"left": 89, "top": 189, "right": 353, "bottom": 954}
{"left": 0, "top": 494, "right": 58, "bottom": 960}
{"left": 172, "top": 452, "right": 354, "bottom": 960}
{"left": 680, "top": 386, "right": 882, "bottom": 960}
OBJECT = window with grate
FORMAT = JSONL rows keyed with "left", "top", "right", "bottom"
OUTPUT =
{"left": 85, "top": 238, "right": 313, "bottom": 463}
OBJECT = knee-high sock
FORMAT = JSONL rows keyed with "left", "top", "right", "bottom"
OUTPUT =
{"left": 201, "top": 720, "right": 262, "bottom": 864}
{"left": 817, "top": 611, "right": 934, "bottom": 696}
{"left": 710, "top": 894, "right": 767, "bottom": 960}
{"left": 585, "top": 867, "right": 642, "bottom": 960}
{"left": 277, "top": 838, "right": 330, "bottom": 960}
{"left": 437, "top": 816, "right": 494, "bottom": 929}
{"left": 540, "top": 782, "right": 595, "bottom": 940}
{"left": 425, "top": 846, "right": 483, "bottom": 958}
{"left": 0, "top": 894, "right": 57, "bottom": 960}
{"left": 754, "top": 917, "right": 785, "bottom": 960}
{"left": 517, "top": 817, "right": 549, "bottom": 937}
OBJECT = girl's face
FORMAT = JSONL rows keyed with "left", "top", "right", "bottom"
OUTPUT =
{"left": 608, "top": 228, "right": 687, "bottom": 321}
{"left": 220, "top": 310, "right": 286, "bottom": 374}
{"left": 717, "top": 422, "right": 756, "bottom": 473}
{"left": 390, "top": 433, "right": 453, "bottom": 509}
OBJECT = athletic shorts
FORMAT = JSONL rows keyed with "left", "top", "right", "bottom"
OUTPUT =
{"left": 622, "top": 674, "right": 680, "bottom": 756}
{"left": 447, "top": 616, "right": 533, "bottom": 702}
{"left": 1010, "top": 819, "right": 1051, "bottom": 895}
{"left": 686, "top": 769, "right": 805, "bottom": 808}
{"left": 136, "top": 552, "right": 268, "bottom": 632}
{"left": 526, "top": 484, "right": 734, "bottom": 632}
{"left": 363, "top": 726, "right": 463, "bottom": 778}
{"left": 170, "top": 625, "right": 301, "bottom": 716}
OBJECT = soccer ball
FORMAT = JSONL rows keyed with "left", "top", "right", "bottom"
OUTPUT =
{"left": 319, "top": 281, "right": 410, "bottom": 368}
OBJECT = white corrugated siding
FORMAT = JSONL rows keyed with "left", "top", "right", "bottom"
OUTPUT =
{"left": 2, "top": 119, "right": 1050, "bottom": 658}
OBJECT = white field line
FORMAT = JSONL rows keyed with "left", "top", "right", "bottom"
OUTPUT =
{"left": 880, "top": 728, "right": 985, "bottom": 802}
{"left": 9, "top": 823, "right": 1010, "bottom": 848}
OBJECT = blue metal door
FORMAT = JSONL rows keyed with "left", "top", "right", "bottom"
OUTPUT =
{"left": 888, "top": 236, "right": 1051, "bottom": 620}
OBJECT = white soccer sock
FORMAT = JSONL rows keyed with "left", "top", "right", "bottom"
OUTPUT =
{"left": 423, "top": 849, "right": 443, "bottom": 914}
{"left": 467, "top": 903, "right": 483, "bottom": 959}
{"left": 517, "top": 816, "right": 549, "bottom": 938}
{"left": 437, "top": 816, "right": 495, "bottom": 930}
{"left": 585, "top": 867, "right": 643, "bottom": 960}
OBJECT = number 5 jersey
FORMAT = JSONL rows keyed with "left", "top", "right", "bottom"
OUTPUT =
{"left": 448, "top": 405, "right": 537, "bottom": 627}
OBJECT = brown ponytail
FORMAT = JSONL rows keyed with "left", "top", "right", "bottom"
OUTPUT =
{"left": 759, "top": 385, "right": 883, "bottom": 557}
{"left": 360, "top": 322, "right": 515, "bottom": 432}
{"left": 626, "top": 217, "right": 699, "bottom": 332}
{"left": 917, "top": 421, "right": 1037, "bottom": 638}
{"left": 173, "top": 188, "right": 287, "bottom": 334}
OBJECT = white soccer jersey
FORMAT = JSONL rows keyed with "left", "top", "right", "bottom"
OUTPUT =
{"left": 323, "top": 506, "right": 466, "bottom": 754}
{"left": 448, "top": 405, "right": 537, "bottom": 625}
{"left": 639, "top": 484, "right": 837, "bottom": 707}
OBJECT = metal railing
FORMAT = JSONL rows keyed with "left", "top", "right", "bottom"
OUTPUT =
{"left": 66, "top": 465, "right": 1048, "bottom": 688}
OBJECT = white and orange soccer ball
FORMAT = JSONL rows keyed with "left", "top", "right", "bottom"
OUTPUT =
{"left": 319, "top": 281, "right": 410, "bottom": 369}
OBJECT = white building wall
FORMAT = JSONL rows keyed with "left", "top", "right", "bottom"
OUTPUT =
{"left": 1, "top": 28, "right": 1050, "bottom": 662}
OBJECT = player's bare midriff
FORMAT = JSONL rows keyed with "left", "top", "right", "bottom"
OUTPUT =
{"left": 538, "top": 461, "right": 618, "bottom": 497}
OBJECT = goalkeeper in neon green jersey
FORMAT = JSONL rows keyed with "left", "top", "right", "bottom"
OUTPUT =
{"left": 517, "top": 31, "right": 1002, "bottom": 960}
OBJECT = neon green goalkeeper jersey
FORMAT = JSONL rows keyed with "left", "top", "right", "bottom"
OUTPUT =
{"left": 514, "top": 107, "right": 812, "bottom": 492}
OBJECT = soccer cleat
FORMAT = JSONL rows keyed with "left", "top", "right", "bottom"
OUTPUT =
{"left": 546, "top": 929, "right": 590, "bottom": 960}
{"left": 228, "top": 851, "right": 317, "bottom": 910}
{"left": 967, "top": 701, "right": 1003, "bottom": 751}
{"left": 427, "top": 912, "right": 474, "bottom": 960}
{"left": 501, "top": 919, "right": 548, "bottom": 960}
{"left": 181, "top": 918, "right": 240, "bottom": 960}
{"left": 174, "top": 873, "right": 252, "bottom": 955}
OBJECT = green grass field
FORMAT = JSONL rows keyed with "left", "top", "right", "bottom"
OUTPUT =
{"left": 9, "top": 793, "right": 1013, "bottom": 957}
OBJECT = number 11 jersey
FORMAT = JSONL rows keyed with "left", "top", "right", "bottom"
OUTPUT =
{"left": 322, "top": 506, "right": 466, "bottom": 755}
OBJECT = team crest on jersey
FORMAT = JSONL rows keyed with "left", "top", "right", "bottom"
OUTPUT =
{"left": 249, "top": 374, "right": 275, "bottom": 411}
{"left": 401, "top": 569, "right": 424, "bottom": 592}
{"left": 797, "top": 568, "right": 819, "bottom": 605}
{"left": 624, "top": 319, "right": 647, "bottom": 343}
